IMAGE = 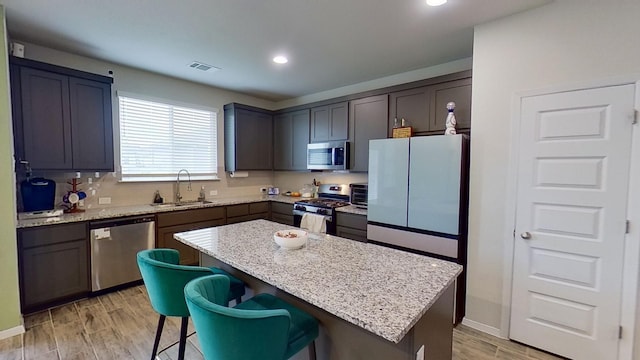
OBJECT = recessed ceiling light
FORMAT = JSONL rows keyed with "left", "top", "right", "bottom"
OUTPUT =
{"left": 426, "top": 0, "right": 447, "bottom": 6}
{"left": 273, "top": 56, "right": 288, "bottom": 64}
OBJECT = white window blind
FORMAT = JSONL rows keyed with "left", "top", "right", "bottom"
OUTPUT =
{"left": 118, "top": 95, "right": 218, "bottom": 181}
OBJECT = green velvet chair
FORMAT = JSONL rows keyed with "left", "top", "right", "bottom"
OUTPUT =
{"left": 185, "top": 274, "right": 319, "bottom": 360}
{"left": 137, "top": 249, "right": 246, "bottom": 360}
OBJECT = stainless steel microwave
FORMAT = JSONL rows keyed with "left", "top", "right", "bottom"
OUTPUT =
{"left": 307, "top": 141, "right": 350, "bottom": 170}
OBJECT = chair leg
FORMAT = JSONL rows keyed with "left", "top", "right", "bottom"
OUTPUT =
{"left": 308, "top": 340, "right": 317, "bottom": 360}
{"left": 151, "top": 315, "right": 166, "bottom": 360}
{"left": 177, "top": 317, "right": 189, "bottom": 360}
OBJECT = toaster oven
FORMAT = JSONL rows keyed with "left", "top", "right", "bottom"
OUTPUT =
{"left": 349, "top": 183, "right": 368, "bottom": 208}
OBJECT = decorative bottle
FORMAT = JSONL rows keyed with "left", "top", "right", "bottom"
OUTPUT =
{"left": 444, "top": 102, "right": 457, "bottom": 135}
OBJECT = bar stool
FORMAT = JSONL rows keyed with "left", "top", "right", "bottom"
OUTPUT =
{"left": 185, "top": 274, "right": 319, "bottom": 360}
{"left": 137, "top": 249, "right": 246, "bottom": 360}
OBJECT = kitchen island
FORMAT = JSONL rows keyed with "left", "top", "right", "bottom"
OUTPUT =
{"left": 174, "top": 219, "right": 462, "bottom": 360}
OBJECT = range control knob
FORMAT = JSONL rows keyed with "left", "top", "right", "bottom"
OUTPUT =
{"left": 295, "top": 205, "right": 306, "bottom": 211}
{"left": 317, "top": 209, "right": 328, "bottom": 215}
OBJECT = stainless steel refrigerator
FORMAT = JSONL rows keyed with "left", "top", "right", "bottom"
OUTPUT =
{"left": 367, "top": 134, "right": 469, "bottom": 322}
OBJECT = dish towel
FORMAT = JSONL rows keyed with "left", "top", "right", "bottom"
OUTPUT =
{"left": 300, "top": 213, "right": 327, "bottom": 234}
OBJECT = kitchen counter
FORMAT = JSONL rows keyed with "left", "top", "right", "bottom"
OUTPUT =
{"left": 335, "top": 204, "right": 367, "bottom": 216}
{"left": 174, "top": 219, "right": 461, "bottom": 345}
{"left": 16, "top": 195, "right": 298, "bottom": 228}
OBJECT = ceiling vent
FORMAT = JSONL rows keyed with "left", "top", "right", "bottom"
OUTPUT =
{"left": 188, "top": 61, "right": 220, "bottom": 72}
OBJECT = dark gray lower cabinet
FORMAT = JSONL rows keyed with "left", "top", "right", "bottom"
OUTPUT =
{"left": 156, "top": 207, "right": 226, "bottom": 265}
{"left": 335, "top": 212, "right": 367, "bottom": 242}
{"left": 270, "top": 202, "right": 294, "bottom": 225}
{"left": 18, "top": 223, "right": 89, "bottom": 313}
{"left": 226, "top": 202, "right": 270, "bottom": 224}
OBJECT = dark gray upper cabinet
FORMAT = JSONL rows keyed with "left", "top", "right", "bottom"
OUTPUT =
{"left": 310, "top": 101, "right": 348, "bottom": 142}
{"left": 388, "top": 76, "right": 472, "bottom": 136}
{"left": 430, "top": 78, "right": 472, "bottom": 132}
{"left": 349, "top": 95, "right": 388, "bottom": 172}
{"left": 70, "top": 78, "right": 114, "bottom": 170}
{"left": 274, "top": 109, "right": 310, "bottom": 171}
{"left": 224, "top": 103, "right": 273, "bottom": 171}
{"left": 388, "top": 86, "right": 431, "bottom": 135}
{"left": 17, "top": 67, "right": 73, "bottom": 170}
{"left": 10, "top": 57, "right": 114, "bottom": 172}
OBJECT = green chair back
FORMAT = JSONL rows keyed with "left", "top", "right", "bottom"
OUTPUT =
{"left": 137, "top": 248, "right": 215, "bottom": 317}
{"left": 185, "top": 275, "right": 292, "bottom": 360}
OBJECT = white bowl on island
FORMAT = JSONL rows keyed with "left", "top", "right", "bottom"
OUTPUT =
{"left": 274, "top": 229, "right": 308, "bottom": 250}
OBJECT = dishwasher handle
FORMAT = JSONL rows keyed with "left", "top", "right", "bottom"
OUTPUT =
{"left": 89, "top": 215, "right": 155, "bottom": 229}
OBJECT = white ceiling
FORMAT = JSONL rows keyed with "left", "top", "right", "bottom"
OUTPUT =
{"left": 1, "top": 0, "right": 550, "bottom": 101}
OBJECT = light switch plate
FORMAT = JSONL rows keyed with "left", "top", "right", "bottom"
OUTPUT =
{"left": 98, "top": 197, "right": 111, "bottom": 205}
{"left": 209, "top": 190, "right": 218, "bottom": 196}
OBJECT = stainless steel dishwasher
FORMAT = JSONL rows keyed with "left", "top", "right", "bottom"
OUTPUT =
{"left": 89, "top": 215, "right": 155, "bottom": 291}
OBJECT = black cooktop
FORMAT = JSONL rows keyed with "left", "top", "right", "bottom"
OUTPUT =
{"left": 294, "top": 198, "right": 350, "bottom": 209}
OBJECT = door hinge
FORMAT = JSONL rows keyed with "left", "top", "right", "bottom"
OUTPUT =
{"left": 634, "top": 110, "right": 639, "bottom": 125}
{"left": 619, "top": 326, "right": 623, "bottom": 339}
{"left": 626, "top": 220, "right": 631, "bottom": 234}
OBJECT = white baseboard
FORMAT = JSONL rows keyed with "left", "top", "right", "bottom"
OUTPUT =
{"left": 460, "top": 318, "right": 504, "bottom": 339}
{"left": 0, "top": 323, "right": 25, "bottom": 340}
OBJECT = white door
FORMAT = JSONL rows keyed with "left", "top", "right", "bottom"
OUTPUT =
{"left": 510, "top": 84, "right": 635, "bottom": 359}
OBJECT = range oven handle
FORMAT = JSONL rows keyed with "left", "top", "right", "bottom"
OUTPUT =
{"left": 293, "top": 210, "right": 332, "bottom": 223}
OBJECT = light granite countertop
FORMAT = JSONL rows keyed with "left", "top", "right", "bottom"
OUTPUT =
{"left": 174, "top": 219, "right": 462, "bottom": 344}
{"left": 16, "top": 195, "right": 298, "bottom": 228}
{"left": 335, "top": 204, "right": 367, "bottom": 216}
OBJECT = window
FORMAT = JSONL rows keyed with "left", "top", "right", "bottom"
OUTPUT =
{"left": 118, "top": 94, "right": 218, "bottom": 181}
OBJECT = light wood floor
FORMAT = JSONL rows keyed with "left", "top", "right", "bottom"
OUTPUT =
{"left": 0, "top": 285, "right": 564, "bottom": 360}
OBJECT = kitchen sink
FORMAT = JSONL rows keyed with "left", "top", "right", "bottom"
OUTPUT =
{"left": 150, "top": 200, "right": 213, "bottom": 208}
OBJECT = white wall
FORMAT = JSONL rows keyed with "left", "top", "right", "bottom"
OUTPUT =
{"left": 467, "top": 0, "right": 640, "bottom": 332}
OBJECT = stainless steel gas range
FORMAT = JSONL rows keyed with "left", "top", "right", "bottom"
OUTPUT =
{"left": 293, "top": 184, "right": 350, "bottom": 235}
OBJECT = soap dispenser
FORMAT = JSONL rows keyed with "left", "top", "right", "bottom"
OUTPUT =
{"left": 198, "top": 186, "right": 206, "bottom": 201}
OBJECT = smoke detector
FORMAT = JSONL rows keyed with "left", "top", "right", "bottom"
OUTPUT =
{"left": 187, "top": 61, "right": 220, "bottom": 72}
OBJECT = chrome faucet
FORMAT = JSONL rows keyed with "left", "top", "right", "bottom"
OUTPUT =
{"left": 175, "top": 169, "right": 192, "bottom": 203}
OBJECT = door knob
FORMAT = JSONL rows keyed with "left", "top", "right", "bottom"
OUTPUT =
{"left": 520, "top": 232, "right": 532, "bottom": 239}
